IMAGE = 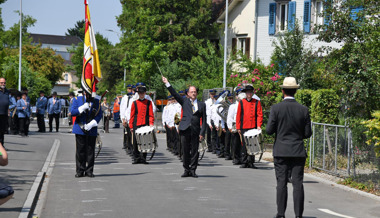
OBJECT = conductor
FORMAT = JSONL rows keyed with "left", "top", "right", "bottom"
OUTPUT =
{"left": 162, "top": 77, "right": 206, "bottom": 178}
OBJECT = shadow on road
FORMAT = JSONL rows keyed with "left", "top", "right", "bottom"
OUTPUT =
{"left": 199, "top": 175, "right": 227, "bottom": 178}
{"left": 95, "top": 172, "right": 149, "bottom": 177}
{"left": 0, "top": 206, "right": 22, "bottom": 212}
{"left": 303, "top": 181, "right": 319, "bottom": 184}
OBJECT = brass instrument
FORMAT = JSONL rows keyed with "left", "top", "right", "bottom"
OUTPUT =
{"left": 216, "top": 90, "right": 232, "bottom": 121}
{"left": 174, "top": 112, "right": 181, "bottom": 125}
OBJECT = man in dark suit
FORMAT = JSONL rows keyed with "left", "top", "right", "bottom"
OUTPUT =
{"left": 162, "top": 76, "right": 207, "bottom": 178}
{"left": 266, "top": 77, "right": 312, "bottom": 218}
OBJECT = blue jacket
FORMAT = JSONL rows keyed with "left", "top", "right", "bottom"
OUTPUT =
{"left": 36, "top": 96, "right": 48, "bottom": 115}
{"left": 0, "top": 88, "right": 10, "bottom": 115}
{"left": 17, "top": 99, "right": 31, "bottom": 118}
{"left": 9, "top": 96, "right": 17, "bottom": 115}
{"left": 71, "top": 95, "right": 102, "bottom": 136}
{"left": 47, "top": 97, "right": 61, "bottom": 114}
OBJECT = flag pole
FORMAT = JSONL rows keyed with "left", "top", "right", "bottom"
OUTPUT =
{"left": 18, "top": 0, "right": 22, "bottom": 91}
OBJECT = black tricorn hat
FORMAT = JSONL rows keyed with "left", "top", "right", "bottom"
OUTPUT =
{"left": 242, "top": 85, "right": 254, "bottom": 92}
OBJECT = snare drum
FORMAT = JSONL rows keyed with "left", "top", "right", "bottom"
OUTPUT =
{"left": 135, "top": 126, "right": 158, "bottom": 153}
{"left": 243, "top": 129, "right": 263, "bottom": 156}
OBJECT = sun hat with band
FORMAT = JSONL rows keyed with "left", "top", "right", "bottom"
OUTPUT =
{"left": 279, "top": 77, "right": 300, "bottom": 89}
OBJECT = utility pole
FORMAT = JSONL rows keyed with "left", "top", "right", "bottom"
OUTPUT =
{"left": 18, "top": 0, "right": 22, "bottom": 91}
{"left": 223, "top": 0, "right": 229, "bottom": 89}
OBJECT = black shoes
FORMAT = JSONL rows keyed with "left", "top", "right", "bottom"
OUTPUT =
{"left": 181, "top": 171, "right": 190, "bottom": 177}
{"left": 190, "top": 171, "right": 198, "bottom": 178}
{"left": 218, "top": 154, "right": 225, "bottom": 158}
{"left": 132, "top": 159, "right": 149, "bottom": 164}
{"left": 86, "top": 172, "right": 95, "bottom": 178}
{"left": 75, "top": 172, "right": 84, "bottom": 178}
{"left": 225, "top": 156, "right": 232, "bottom": 160}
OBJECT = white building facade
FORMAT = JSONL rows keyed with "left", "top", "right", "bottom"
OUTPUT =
{"left": 217, "top": 0, "right": 341, "bottom": 65}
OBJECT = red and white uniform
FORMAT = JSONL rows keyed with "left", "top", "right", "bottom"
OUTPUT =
{"left": 236, "top": 98, "right": 263, "bottom": 130}
{"left": 129, "top": 98, "right": 154, "bottom": 130}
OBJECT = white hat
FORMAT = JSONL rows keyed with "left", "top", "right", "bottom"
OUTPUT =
{"left": 280, "top": 77, "right": 300, "bottom": 89}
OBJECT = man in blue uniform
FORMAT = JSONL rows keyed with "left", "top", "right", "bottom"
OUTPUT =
{"left": 36, "top": 91, "right": 48, "bottom": 132}
{"left": 47, "top": 92, "right": 61, "bottom": 132}
{"left": 71, "top": 93, "right": 102, "bottom": 178}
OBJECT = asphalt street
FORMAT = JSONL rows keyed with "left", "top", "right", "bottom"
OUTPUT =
{"left": 1, "top": 122, "right": 380, "bottom": 218}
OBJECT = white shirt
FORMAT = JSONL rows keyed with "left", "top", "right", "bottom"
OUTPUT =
{"left": 227, "top": 102, "right": 238, "bottom": 129}
{"left": 190, "top": 99, "right": 198, "bottom": 113}
{"left": 120, "top": 95, "right": 132, "bottom": 121}
{"left": 284, "top": 96, "right": 295, "bottom": 100}
{"left": 205, "top": 98, "right": 215, "bottom": 126}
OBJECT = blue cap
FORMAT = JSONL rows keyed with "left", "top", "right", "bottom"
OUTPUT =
{"left": 209, "top": 89, "right": 216, "bottom": 94}
{"left": 127, "top": 84, "right": 133, "bottom": 88}
{"left": 236, "top": 88, "right": 242, "bottom": 94}
{"left": 135, "top": 82, "right": 146, "bottom": 87}
{"left": 132, "top": 85, "right": 136, "bottom": 90}
{"left": 127, "top": 92, "right": 133, "bottom": 96}
{"left": 167, "top": 95, "right": 172, "bottom": 99}
{"left": 178, "top": 90, "right": 184, "bottom": 94}
{"left": 227, "top": 93, "right": 233, "bottom": 98}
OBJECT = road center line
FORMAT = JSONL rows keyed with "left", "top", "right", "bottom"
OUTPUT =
{"left": 318, "top": 208, "right": 356, "bottom": 218}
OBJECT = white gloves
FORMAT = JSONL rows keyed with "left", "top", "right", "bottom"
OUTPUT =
{"left": 78, "top": 103, "right": 90, "bottom": 114}
{"left": 84, "top": 119, "right": 98, "bottom": 131}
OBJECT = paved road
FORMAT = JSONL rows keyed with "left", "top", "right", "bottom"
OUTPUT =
{"left": 1, "top": 123, "right": 380, "bottom": 218}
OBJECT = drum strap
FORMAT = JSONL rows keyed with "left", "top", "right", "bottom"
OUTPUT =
{"left": 239, "top": 100, "right": 244, "bottom": 130}
{"left": 145, "top": 100, "right": 151, "bottom": 126}
{"left": 255, "top": 100, "right": 258, "bottom": 129}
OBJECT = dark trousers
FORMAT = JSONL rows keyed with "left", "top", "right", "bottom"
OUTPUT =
{"left": 224, "top": 130, "right": 232, "bottom": 157}
{"left": 132, "top": 131, "right": 147, "bottom": 161}
{"left": 18, "top": 117, "right": 30, "bottom": 136}
{"left": 180, "top": 128, "right": 199, "bottom": 172}
{"left": 48, "top": 113, "right": 60, "bottom": 132}
{"left": 103, "top": 116, "right": 110, "bottom": 133}
{"left": 10, "top": 115, "right": 18, "bottom": 135}
{"left": 231, "top": 132, "right": 241, "bottom": 163}
{"left": 241, "top": 129, "right": 255, "bottom": 165}
{"left": 113, "top": 112, "right": 120, "bottom": 128}
{"left": 75, "top": 134, "right": 96, "bottom": 175}
{"left": 0, "top": 115, "right": 7, "bottom": 146}
{"left": 274, "top": 157, "right": 306, "bottom": 217}
{"left": 206, "top": 125, "right": 211, "bottom": 148}
{"left": 218, "top": 131, "right": 226, "bottom": 155}
{"left": 37, "top": 114, "right": 45, "bottom": 132}
{"left": 165, "top": 125, "right": 171, "bottom": 150}
{"left": 123, "top": 126, "right": 132, "bottom": 152}
{"left": 210, "top": 124, "right": 217, "bottom": 152}
{"left": 171, "top": 127, "right": 179, "bottom": 155}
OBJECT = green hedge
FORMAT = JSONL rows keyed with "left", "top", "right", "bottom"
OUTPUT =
{"left": 295, "top": 89, "right": 313, "bottom": 109}
{"left": 311, "top": 89, "right": 340, "bottom": 124}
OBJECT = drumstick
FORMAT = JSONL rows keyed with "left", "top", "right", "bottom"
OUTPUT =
{"left": 154, "top": 58, "right": 164, "bottom": 77}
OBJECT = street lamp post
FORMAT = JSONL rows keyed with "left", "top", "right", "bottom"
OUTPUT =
{"left": 18, "top": 0, "right": 22, "bottom": 91}
{"left": 223, "top": 0, "right": 229, "bottom": 89}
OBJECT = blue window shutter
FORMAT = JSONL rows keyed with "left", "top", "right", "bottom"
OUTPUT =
{"left": 324, "top": 0, "right": 330, "bottom": 26}
{"left": 350, "top": 7, "right": 363, "bottom": 21}
{"left": 288, "top": 1, "right": 296, "bottom": 31}
{"left": 303, "top": 0, "right": 311, "bottom": 33}
{"left": 269, "top": 3, "right": 276, "bottom": 35}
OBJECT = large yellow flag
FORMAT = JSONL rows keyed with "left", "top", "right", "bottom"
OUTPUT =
{"left": 82, "top": 0, "right": 101, "bottom": 97}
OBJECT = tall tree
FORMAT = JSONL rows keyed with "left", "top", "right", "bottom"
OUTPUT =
{"left": 0, "top": 12, "right": 36, "bottom": 47}
{"left": 66, "top": 20, "right": 85, "bottom": 40}
{"left": 117, "top": 0, "right": 221, "bottom": 90}
{"left": 318, "top": 0, "right": 380, "bottom": 119}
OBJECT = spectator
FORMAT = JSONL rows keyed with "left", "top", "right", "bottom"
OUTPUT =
{"left": 0, "top": 78, "right": 11, "bottom": 148}
{"left": 112, "top": 97, "right": 120, "bottom": 128}
{"left": 47, "top": 92, "right": 61, "bottom": 132}
{"left": 17, "top": 92, "right": 31, "bottom": 137}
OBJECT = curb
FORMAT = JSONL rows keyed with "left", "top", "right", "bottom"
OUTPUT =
{"left": 304, "top": 173, "right": 380, "bottom": 202}
{"left": 18, "top": 139, "right": 60, "bottom": 218}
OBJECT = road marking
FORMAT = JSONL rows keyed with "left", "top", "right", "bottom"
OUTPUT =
{"left": 19, "top": 139, "right": 60, "bottom": 218}
{"left": 318, "top": 209, "right": 356, "bottom": 218}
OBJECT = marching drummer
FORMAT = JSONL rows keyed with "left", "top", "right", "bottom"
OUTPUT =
{"left": 129, "top": 82, "right": 155, "bottom": 164}
{"left": 227, "top": 88, "right": 244, "bottom": 165}
{"left": 120, "top": 84, "right": 134, "bottom": 153}
{"left": 236, "top": 85, "right": 263, "bottom": 169}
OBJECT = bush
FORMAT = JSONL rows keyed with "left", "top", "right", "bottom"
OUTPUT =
{"left": 362, "top": 111, "right": 380, "bottom": 158}
{"left": 311, "top": 89, "right": 340, "bottom": 124}
{"left": 295, "top": 89, "right": 313, "bottom": 109}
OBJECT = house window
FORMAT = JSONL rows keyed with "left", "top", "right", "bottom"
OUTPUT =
{"left": 232, "top": 37, "right": 251, "bottom": 58}
{"left": 279, "top": 3, "right": 288, "bottom": 32}
{"left": 315, "top": 0, "right": 324, "bottom": 26}
{"left": 268, "top": 1, "right": 297, "bottom": 35}
{"left": 64, "top": 73, "right": 69, "bottom": 82}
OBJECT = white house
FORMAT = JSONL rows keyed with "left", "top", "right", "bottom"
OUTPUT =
{"left": 30, "top": 34, "right": 82, "bottom": 95}
{"left": 217, "top": 0, "right": 341, "bottom": 65}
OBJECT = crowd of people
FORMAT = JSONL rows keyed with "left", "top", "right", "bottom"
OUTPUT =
{"left": 0, "top": 76, "right": 312, "bottom": 217}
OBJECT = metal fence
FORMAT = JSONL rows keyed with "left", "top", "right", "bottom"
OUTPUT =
{"left": 309, "top": 122, "right": 354, "bottom": 176}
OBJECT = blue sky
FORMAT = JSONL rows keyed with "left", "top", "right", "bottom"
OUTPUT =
{"left": 1, "top": 0, "right": 122, "bottom": 45}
